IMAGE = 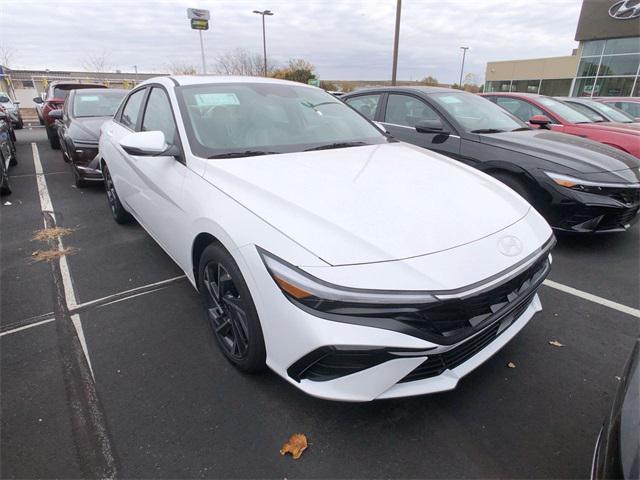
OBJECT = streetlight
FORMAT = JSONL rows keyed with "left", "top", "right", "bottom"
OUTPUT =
{"left": 253, "top": 9, "right": 274, "bottom": 76}
{"left": 458, "top": 46, "right": 469, "bottom": 89}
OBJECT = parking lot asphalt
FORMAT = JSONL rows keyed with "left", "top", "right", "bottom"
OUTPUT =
{"left": 1, "top": 127, "right": 639, "bottom": 479}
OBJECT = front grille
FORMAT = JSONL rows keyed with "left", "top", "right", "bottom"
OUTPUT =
{"left": 607, "top": 187, "right": 640, "bottom": 206}
{"left": 599, "top": 206, "right": 640, "bottom": 230}
{"left": 396, "top": 254, "right": 549, "bottom": 344}
{"left": 399, "top": 296, "right": 534, "bottom": 383}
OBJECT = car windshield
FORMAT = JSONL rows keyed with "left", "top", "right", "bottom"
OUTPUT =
{"left": 73, "top": 90, "right": 126, "bottom": 117}
{"left": 537, "top": 97, "right": 592, "bottom": 124}
{"left": 177, "top": 82, "right": 388, "bottom": 158}
{"left": 430, "top": 92, "right": 527, "bottom": 133}
{"left": 587, "top": 101, "right": 635, "bottom": 123}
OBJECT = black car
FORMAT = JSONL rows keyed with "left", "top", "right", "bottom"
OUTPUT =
{"left": 49, "top": 88, "right": 127, "bottom": 187}
{"left": 591, "top": 338, "right": 639, "bottom": 480}
{"left": 342, "top": 87, "right": 640, "bottom": 233}
{"left": 0, "top": 108, "right": 18, "bottom": 195}
{"left": 556, "top": 97, "right": 637, "bottom": 125}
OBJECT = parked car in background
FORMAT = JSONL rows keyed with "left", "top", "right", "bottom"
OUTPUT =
{"left": 591, "top": 338, "right": 639, "bottom": 480}
{"left": 99, "top": 76, "right": 555, "bottom": 401}
{"left": 50, "top": 88, "right": 127, "bottom": 187}
{"left": 594, "top": 97, "right": 640, "bottom": 121}
{"left": 343, "top": 87, "right": 640, "bottom": 233}
{"left": 0, "top": 92, "right": 23, "bottom": 129}
{"left": 33, "top": 82, "right": 107, "bottom": 149}
{"left": 481, "top": 93, "right": 640, "bottom": 158}
{"left": 35, "top": 92, "right": 45, "bottom": 125}
{"left": 0, "top": 108, "right": 18, "bottom": 195}
{"left": 556, "top": 97, "right": 637, "bottom": 125}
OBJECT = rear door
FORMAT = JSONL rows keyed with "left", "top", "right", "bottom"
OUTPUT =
{"left": 380, "top": 93, "right": 461, "bottom": 157}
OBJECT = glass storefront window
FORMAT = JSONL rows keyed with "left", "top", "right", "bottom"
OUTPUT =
{"left": 572, "top": 77, "right": 598, "bottom": 97}
{"left": 595, "top": 76, "right": 636, "bottom": 97}
{"left": 539, "top": 79, "right": 572, "bottom": 96}
{"left": 511, "top": 79, "right": 541, "bottom": 93}
{"left": 485, "top": 81, "right": 512, "bottom": 93}
{"left": 599, "top": 54, "right": 640, "bottom": 76}
{"left": 581, "top": 40, "right": 605, "bottom": 57}
{"left": 577, "top": 58, "right": 600, "bottom": 77}
{"left": 604, "top": 37, "right": 640, "bottom": 55}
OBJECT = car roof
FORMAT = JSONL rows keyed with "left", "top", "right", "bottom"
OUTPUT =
{"left": 481, "top": 92, "right": 542, "bottom": 98}
{"left": 345, "top": 86, "right": 465, "bottom": 96}
{"left": 70, "top": 88, "right": 127, "bottom": 94}
{"left": 139, "top": 75, "right": 318, "bottom": 90}
{"left": 594, "top": 97, "right": 640, "bottom": 102}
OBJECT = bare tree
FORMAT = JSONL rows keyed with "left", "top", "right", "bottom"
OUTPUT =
{"left": 0, "top": 43, "right": 15, "bottom": 67}
{"left": 215, "top": 48, "right": 276, "bottom": 76}
{"left": 82, "top": 51, "right": 111, "bottom": 72}
{"left": 167, "top": 61, "right": 198, "bottom": 75}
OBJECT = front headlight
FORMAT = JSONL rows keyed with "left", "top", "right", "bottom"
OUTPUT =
{"left": 544, "top": 171, "right": 640, "bottom": 192}
{"left": 258, "top": 248, "right": 436, "bottom": 316}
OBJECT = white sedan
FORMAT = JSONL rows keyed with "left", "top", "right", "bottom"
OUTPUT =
{"left": 99, "top": 76, "right": 554, "bottom": 401}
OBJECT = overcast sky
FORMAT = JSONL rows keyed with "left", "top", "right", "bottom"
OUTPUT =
{"left": 1, "top": 0, "right": 583, "bottom": 83}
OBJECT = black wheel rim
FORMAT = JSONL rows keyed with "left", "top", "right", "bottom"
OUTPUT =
{"left": 104, "top": 168, "right": 118, "bottom": 215}
{"left": 203, "top": 261, "right": 250, "bottom": 360}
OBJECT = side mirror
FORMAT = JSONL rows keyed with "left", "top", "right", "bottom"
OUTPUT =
{"left": 120, "top": 131, "right": 175, "bottom": 156}
{"left": 49, "top": 109, "right": 63, "bottom": 120}
{"left": 415, "top": 119, "right": 449, "bottom": 134}
{"left": 33, "top": 96, "right": 44, "bottom": 104}
{"left": 529, "top": 115, "right": 552, "bottom": 129}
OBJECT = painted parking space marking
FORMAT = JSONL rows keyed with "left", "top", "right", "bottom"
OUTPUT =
{"left": 543, "top": 279, "right": 640, "bottom": 318}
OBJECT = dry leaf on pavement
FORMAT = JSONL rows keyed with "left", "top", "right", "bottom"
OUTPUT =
{"left": 280, "top": 433, "right": 308, "bottom": 460}
{"left": 548, "top": 340, "right": 565, "bottom": 347}
{"left": 507, "top": 362, "right": 516, "bottom": 368}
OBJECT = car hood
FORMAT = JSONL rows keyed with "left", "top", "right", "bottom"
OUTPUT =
{"left": 203, "top": 143, "right": 531, "bottom": 266}
{"left": 479, "top": 130, "right": 639, "bottom": 174}
{"left": 69, "top": 117, "right": 111, "bottom": 142}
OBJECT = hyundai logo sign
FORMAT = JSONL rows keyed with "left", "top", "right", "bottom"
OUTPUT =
{"left": 609, "top": 0, "right": 640, "bottom": 19}
{"left": 497, "top": 235, "right": 523, "bottom": 257}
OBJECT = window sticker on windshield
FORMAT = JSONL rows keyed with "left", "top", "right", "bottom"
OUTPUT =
{"left": 194, "top": 93, "right": 240, "bottom": 107}
{"left": 79, "top": 96, "right": 100, "bottom": 102}
{"left": 439, "top": 96, "right": 463, "bottom": 104}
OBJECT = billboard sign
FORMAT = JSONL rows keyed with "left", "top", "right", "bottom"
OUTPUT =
{"left": 191, "top": 19, "right": 209, "bottom": 30}
{"left": 187, "top": 8, "right": 210, "bottom": 20}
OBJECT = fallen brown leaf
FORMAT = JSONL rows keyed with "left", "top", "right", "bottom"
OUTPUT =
{"left": 31, "top": 247, "right": 77, "bottom": 263}
{"left": 548, "top": 340, "right": 564, "bottom": 347}
{"left": 507, "top": 362, "right": 516, "bottom": 369}
{"left": 32, "top": 227, "right": 75, "bottom": 242}
{"left": 280, "top": 433, "right": 308, "bottom": 460}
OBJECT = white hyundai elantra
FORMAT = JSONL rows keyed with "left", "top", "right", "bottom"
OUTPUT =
{"left": 99, "top": 76, "right": 554, "bottom": 401}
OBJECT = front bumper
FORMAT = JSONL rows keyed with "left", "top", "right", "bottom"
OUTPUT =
{"left": 237, "top": 210, "right": 552, "bottom": 401}
{"left": 72, "top": 149, "right": 103, "bottom": 181}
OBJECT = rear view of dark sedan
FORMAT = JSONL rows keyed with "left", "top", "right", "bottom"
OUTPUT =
{"left": 342, "top": 87, "right": 640, "bottom": 233}
{"left": 50, "top": 88, "right": 127, "bottom": 187}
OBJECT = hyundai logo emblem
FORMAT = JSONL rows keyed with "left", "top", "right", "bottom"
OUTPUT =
{"left": 497, "top": 235, "right": 523, "bottom": 257}
{"left": 609, "top": 0, "right": 640, "bottom": 19}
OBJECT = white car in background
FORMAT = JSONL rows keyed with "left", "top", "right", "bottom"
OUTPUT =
{"left": 98, "top": 76, "right": 554, "bottom": 401}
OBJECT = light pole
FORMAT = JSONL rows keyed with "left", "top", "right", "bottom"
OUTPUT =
{"left": 391, "top": 0, "right": 402, "bottom": 86}
{"left": 459, "top": 46, "right": 469, "bottom": 89}
{"left": 253, "top": 9, "right": 274, "bottom": 76}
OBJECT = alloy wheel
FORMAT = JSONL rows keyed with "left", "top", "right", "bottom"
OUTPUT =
{"left": 202, "top": 261, "right": 250, "bottom": 360}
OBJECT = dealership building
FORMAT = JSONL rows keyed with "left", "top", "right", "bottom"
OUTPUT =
{"left": 485, "top": 0, "right": 640, "bottom": 97}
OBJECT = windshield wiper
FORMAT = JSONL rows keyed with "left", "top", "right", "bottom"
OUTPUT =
{"left": 208, "top": 150, "right": 279, "bottom": 159}
{"left": 511, "top": 127, "right": 531, "bottom": 131}
{"left": 304, "top": 141, "right": 369, "bottom": 151}
{"left": 470, "top": 128, "right": 505, "bottom": 134}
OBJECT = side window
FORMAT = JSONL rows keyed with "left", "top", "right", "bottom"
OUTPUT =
{"left": 345, "top": 94, "right": 380, "bottom": 120}
{"left": 141, "top": 87, "right": 178, "bottom": 145}
{"left": 384, "top": 94, "right": 440, "bottom": 127}
{"left": 495, "top": 97, "right": 544, "bottom": 123}
{"left": 120, "top": 88, "right": 146, "bottom": 130}
{"left": 568, "top": 103, "right": 605, "bottom": 122}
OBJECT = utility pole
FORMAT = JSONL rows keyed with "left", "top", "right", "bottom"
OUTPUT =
{"left": 391, "top": 0, "right": 402, "bottom": 86}
{"left": 199, "top": 30, "right": 206, "bottom": 74}
{"left": 253, "top": 10, "right": 274, "bottom": 76}
{"left": 459, "top": 46, "right": 469, "bottom": 89}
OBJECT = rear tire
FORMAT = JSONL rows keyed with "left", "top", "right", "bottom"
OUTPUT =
{"left": 15, "top": 120, "right": 23, "bottom": 130}
{"left": 102, "top": 162, "right": 133, "bottom": 224}
{"left": 197, "top": 242, "right": 266, "bottom": 373}
{"left": 46, "top": 126, "right": 60, "bottom": 149}
{"left": 8, "top": 139, "right": 17, "bottom": 166}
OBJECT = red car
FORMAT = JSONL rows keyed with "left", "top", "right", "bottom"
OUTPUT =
{"left": 33, "top": 82, "right": 106, "bottom": 149}
{"left": 481, "top": 93, "right": 640, "bottom": 158}
{"left": 593, "top": 97, "right": 640, "bottom": 122}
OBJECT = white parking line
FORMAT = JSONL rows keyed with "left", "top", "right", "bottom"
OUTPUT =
{"left": 543, "top": 279, "right": 640, "bottom": 318}
{"left": 0, "top": 318, "right": 55, "bottom": 337}
{"left": 32, "top": 142, "right": 93, "bottom": 374}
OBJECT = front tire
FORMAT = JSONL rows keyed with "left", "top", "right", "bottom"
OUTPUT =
{"left": 46, "top": 126, "right": 60, "bottom": 149}
{"left": 198, "top": 243, "right": 266, "bottom": 373}
{"left": 492, "top": 172, "right": 534, "bottom": 204}
{"left": 102, "top": 162, "right": 133, "bottom": 223}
